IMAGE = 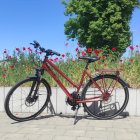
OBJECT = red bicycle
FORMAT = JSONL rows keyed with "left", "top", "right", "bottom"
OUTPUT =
{"left": 4, "top": 41, "right": 129, "bottom": 122}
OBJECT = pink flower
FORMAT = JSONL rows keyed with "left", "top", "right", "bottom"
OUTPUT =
{"left": 40, "top": 52, "right": 42, "bottom": 55}
{"left": 129, "top": 45, "right": 134, "bottom": 51}
{"left": 75, "top": 48, "right": 79, "bottom": 52}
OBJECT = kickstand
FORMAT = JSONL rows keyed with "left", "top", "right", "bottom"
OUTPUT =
{"left": 74, "top": 105, "right": 80, "bottom": 125}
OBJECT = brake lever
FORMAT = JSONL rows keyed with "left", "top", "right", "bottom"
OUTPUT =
{"left": 30, "top": 43, "right": 35, "bottom": 46}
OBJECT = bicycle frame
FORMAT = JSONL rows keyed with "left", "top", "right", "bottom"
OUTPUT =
{"left": 41, "top": 58, "right": 104, "bottom": 103}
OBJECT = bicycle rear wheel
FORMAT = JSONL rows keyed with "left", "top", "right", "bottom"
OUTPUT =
{"left": 82, "top": 74, "right": 129, "bottom": 119}
{"left": 4, "top": 77, "right": 51, "bottom": 121}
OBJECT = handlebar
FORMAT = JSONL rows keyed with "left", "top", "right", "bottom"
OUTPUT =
{"left": 30, "top": 40, "right": 60, "bottom": 56}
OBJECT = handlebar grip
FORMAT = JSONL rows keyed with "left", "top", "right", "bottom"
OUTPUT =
{"left": 54, "top": 51, "right": 61, "bottom": 56}
{"left": 30, "top": 40, "right": 40, "bottom": 48}
{"left": 47, "top": 49, "right": 60, "bottom": 56}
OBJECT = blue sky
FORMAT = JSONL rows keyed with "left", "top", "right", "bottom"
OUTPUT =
{"left": 0, "top": 0, "right": 140, "bottom": 57}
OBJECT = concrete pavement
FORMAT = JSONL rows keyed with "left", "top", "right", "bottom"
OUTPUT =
{"left": 0, "top": 112, "right": 140, "bottom": 140}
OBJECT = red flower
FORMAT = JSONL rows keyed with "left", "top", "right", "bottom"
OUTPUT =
{"left": 28, "top": 47, "right": 32, "bottom": 53}
{"left": 119, "top": 60, "right": 123, "bottom": 63}
{"left": 23, "top": 47, "right": 26, "bottom": 51}
{"left": 8, "top": 56, "right": 12, "bottom": 59}
{"left": 3, "top": 69, "right": 7, "bottom": 72}
{"left": 81, "top": 51, "right": 86, "bottom": 56}
{"left": 94, "top": 50, "right": 99, "bottom": 55}
{"left": 54, "top": 58, "right": 58, "bottom": 61}
{"left": 87, "top": 48, "right": 92, "bottom": 53}
{"left": 10, "top": 65, "right": 14, "bottom": 69}
{"left": 129, "top": 45, "right": 134, "bottom": 51}
{"left": 98, "top": 61, "right": 101, "bottom": 65}
{"left": 62, "top": 54, "right": 65, "bottom": 57}
{"left": 101, "top": 55, "right": 106, "bottom": 59}
{"left": 3, "top": 49, "right": 7, "bottom": 54}
{"left": 75, "top": 48, "right": 79, "bottom": 52}
{"left": 130, "top": 59, "right": 134, "bottom": 63}
{"left": 3, "top": 74, "right": 6, "bottom": 77}
{"left": 112, "top": 47, "right": 116, "bottom": 51}
{"left": 16, "top": 48, "right": 19, "bottom": 51}
{"left": 98, "top": 50, "right": 102, "bottom": 53}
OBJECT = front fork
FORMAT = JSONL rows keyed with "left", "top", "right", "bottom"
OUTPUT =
{"left": 26, "top": 68, "right": 44, "bottom": 102}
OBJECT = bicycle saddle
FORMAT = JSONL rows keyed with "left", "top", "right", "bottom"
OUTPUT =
{"left": 79, "top": 56, "right": 99, "bottom": 62}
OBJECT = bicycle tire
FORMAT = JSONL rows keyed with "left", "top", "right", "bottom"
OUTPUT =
{"left": 82, "top": 74, "right": 129, "bottom": 119}
{"left": 4, "top": 77, "right": 51, "bottom": 121}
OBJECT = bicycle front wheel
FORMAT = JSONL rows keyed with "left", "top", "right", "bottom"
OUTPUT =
{"left": 4, "top": 77, "right": 51, "bottom": 121}
{"left": 82, "top": 74, "right": 129, "bottom": 119}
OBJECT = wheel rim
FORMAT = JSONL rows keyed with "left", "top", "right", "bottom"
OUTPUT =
{"left": 8, "top": 79, "right": 48, "bottom": 119}
{"left": 84, "top": 76, "right": 128, "bottom": 119}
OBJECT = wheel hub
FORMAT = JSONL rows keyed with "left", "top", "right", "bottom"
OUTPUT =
{"left": 25, "top": 96, "right": 38, "bottom": 107}
{"left": 103, "top": 92, "right": 111, "bottom": 101}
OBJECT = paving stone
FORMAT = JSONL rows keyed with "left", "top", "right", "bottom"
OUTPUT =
{"left": 0, "top": 112, "right": 140, "bottom": 140}
{"left": 114, "top": 132, "right": 137, "bottom": 140}
{"left": 64, "top": 130, "right": 85, "bottom": 136}
{"left": 35, "top": 134, "right": 53, "bottom": 140}
{"left": 76, "top": 136, "right": 92, "bottom": 140}
{"left": 53, "top": 135, "right": 76, "bottom": 140}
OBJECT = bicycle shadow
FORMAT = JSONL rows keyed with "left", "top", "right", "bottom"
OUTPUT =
{"left": 11, "top": 100, "right": 129, "bottom": 125}
{"left": 48, "top": 100, "right": 129, "bottom": 124}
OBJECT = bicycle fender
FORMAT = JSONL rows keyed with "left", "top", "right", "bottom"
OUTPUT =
{"left": 92, "top": 74, "right": 130, "bottom": 88}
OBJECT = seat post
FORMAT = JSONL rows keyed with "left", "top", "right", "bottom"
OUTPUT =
{"left": 85, "top": 60, "right": 90, "bottom": 69}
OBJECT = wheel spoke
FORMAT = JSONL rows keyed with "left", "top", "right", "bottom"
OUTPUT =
{"left": 83, "top": 75, "right": 129, "bottom": 119}
{"left": 5, "top": 78, "right": 50, "bottom": 121}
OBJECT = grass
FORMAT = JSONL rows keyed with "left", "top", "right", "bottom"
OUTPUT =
{"left": 0, "top": 46, "right": 140, "bottom": 88}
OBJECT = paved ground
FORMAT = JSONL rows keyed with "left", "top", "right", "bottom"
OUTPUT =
{"left": 0, "top": 112, "right": 140, "bottom": 140}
